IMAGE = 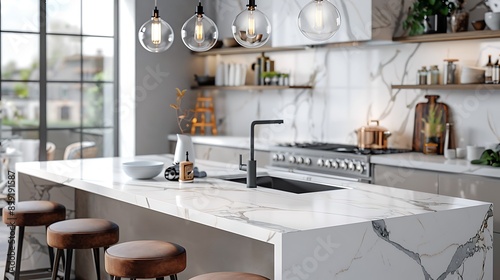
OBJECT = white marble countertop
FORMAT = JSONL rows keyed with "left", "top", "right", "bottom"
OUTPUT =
{"left": 371, "top": 152, "right": 500, "bottom": 179}
{"left": 16, "top": 154, "right": 491, "bottom": 245}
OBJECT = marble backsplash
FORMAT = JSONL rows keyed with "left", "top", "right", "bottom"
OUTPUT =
{"left": 201, "top": 0, "right": 500, "bottom": 149}
{"left": 200, "top": 39, "right": 500, "bottom": 149}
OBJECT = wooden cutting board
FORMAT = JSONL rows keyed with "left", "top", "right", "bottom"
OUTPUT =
{"left": 412, "top": 95, "right": 450, "bottom": 155}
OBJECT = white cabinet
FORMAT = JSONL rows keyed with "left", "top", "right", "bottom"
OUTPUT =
{"left": 439, "top": 173, "right": 498, "bottom": 230}
{"left": 373, "top": 165, "right": 439, "bottom": 194}
{"left": 271, "top": 0, "right": 372, "bottom": 47}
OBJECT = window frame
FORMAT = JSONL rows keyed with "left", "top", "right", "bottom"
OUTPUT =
{"left": 0, "top": 0, "right": 119, "bottom": 160}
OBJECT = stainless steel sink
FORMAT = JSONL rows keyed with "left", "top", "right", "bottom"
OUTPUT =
{"left": 224, "top": 175, "right": 345, "bottom": 194}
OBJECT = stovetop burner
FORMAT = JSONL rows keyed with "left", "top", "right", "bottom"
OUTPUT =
{"left": 277, "top": 142, "right": 411, "bottom": 155}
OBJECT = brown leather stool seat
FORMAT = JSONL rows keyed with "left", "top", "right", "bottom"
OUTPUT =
{"left": 2, "top": 200, "right": 66, "bottom": 279}
{"left": 105, "top": 240, "right": 186, "bottom": 280}
{"left": 47, "top": 218, "right": 119, "bottom": 280}
{"left": 189, "top": 272, "right": 270, "bottom": 280}
{"left": 2, "top": 200, "right": 66, "bottom": 226}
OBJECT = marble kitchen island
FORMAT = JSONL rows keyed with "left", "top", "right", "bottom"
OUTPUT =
{"left": 14, "top": 154, "right": 493, "bottom": 280}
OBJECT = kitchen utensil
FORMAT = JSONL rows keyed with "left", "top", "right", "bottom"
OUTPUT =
{"left": 485, "top": 12, "right": 500, "bottom": 30}
{"left": 471, "top": 20, "right": 486, "bottom": 30}
{"left": 122, "top": 161, "right": 164, "bottom": 179}
{"left": 461, "top": 66, "right": 485, "bottom": 84}
{"left": 445, "top": 149, "right": 456, "bottom": 159}
{"left": 456, "top": 147, "right": 467, "bottom": 158}
{"left": 194, "top": 75, "right": 215, "bottom": 86}
{"left": 467, "top": 146, "right": 485, "bottom": 161}
{"left": 412, "top": 95, "right": 450, "bottom": 154}
{"left": 355, "top": 120, "right": 392, "bottom": 150}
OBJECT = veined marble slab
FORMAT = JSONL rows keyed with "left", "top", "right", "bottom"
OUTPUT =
{"left": 15, "top": 155, "right": 493, "bottom": 279}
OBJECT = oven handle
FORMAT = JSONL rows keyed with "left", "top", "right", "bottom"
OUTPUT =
{"left": 265, "top": 166, "right": 371, "bottom": 183}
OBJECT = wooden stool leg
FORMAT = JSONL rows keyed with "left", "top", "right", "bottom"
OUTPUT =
{"left": 51, "top": 249, "right": 62, "bottom": 280}
{"left": 64, "top": 249, "right": 73, "bottom": 280}
{"left": 14, "top": 226, "right": 25, "bottom": 279}
{"left": 156, "top": 278, "right": 164, "bottom": 280}
{"left": 92, "top": 247, "right": 100, "bottom": 279}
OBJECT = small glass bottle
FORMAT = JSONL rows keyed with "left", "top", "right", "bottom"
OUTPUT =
{"left": 494, "top": 64, "right": 500, "bottom": 84}
{"left": 485, "top": 55, "right": 493, "bottom": 84}
{"left": 419, "top": 66, "right": 428, "bottom": 85}
{"left": 428, "top": 65, "right": 440, "bottom": 85}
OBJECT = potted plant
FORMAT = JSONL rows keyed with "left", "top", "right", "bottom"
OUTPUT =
{"left": 404, "top": 0, "right": 455, "bottom": 36}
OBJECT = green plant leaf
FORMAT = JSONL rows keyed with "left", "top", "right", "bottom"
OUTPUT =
{"left": 429, "top": 0, "right": 436, "bottom": 6}
{"left": 471, "top": 159, "right": 489, "bottom": 165}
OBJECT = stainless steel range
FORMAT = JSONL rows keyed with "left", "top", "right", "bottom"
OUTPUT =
{"left": 269, "top": 143, "right": 411, "bottom": 183}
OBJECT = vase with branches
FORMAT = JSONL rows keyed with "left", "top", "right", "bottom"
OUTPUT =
{"left": 170, "top": 88, "right": 195, "bottom": 134}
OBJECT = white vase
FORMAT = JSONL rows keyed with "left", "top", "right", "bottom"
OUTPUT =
{"left": 174, "top": 134, "right": 195, "bottom": 165}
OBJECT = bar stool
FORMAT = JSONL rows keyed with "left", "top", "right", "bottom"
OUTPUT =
{"left": 105, "top": 240, "right": 186, "bottom": 280}
{"left": 47, "top": 218, "right": 119, "bottom": 280}
{"left": 2, "top": 200, "right": 66, "bottom": 279}
{"left": 189, "top": 272, "right": 270, "bottom": 280}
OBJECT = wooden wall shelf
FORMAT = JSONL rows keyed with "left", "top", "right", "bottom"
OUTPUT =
{"left": 393, "top": 30, "right": 500, "bottom": 43}
{"left": 191, "top": 85, "right": 313, "bottom": 91}
{"left": 392, "top": 84, "right": 500, "bottom": 90}
{"left": 192, "top": 46, "right": 308, "bottom": 56}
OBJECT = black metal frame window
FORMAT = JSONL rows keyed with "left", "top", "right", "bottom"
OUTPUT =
{"left": 0, "top": 0, "right": 119, "bottom": 160}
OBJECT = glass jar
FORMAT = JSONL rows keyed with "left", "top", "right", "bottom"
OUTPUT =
{"left": 451, "top": 1, "right": 469, "bottom": 32}
{"left": 428, "top": 65, "right": 440, "bottom": 85}
{"left": 418, "top": 66, "right": 428, "bottom": 85}
{"left": 443, "top": 59, "right": 458, "bottom": 84}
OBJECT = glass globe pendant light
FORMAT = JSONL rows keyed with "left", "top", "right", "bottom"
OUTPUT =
{"left": 231, "top": 0, "right": 271, "bottom": 48}
{"left": 181, "top": 1, "right": 219, "bottom": 52}
{"left": 298, "top": 0, "right": 341, "bottom": 41}
{"left": 138, "top": 0, "right": 174, "bottom": 53}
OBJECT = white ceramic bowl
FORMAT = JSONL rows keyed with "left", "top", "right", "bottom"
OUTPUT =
{"left": 485, "top": 12, "right": 500, "bottom": 30}
{"left": 122, "top": 161, "right": 164, "bottom": 179}
{"left": 460, "top": 66, "right": 485, "bottom": 84}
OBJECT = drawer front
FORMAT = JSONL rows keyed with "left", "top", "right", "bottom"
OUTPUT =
{"left": 373, "top": 165, "right": 438, "bottom": 194}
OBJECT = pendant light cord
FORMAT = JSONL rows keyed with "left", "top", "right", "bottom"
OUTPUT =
{"left": 155, "top": 0, "right": 158, "bottom": 8}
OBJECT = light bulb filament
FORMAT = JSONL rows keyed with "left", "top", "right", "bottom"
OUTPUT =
{"left": 151, "top": 18, "right": 162, "bottom": 45}
{"left": 247, "top": 10, "right": 256, "bottom": 38}
{"left": 194, "top": 16, "right": 205, "bottom": 43}
{"left": 314, "top": 1, "right": 324, "bottom": 32}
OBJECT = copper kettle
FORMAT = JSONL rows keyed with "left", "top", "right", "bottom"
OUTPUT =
{"left": 355, "top": 120, "right": 392, "bottom": 150}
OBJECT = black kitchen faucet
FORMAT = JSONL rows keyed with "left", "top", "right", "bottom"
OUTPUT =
{"left": 239, "top": 119, "right": 284, "bottom": 188}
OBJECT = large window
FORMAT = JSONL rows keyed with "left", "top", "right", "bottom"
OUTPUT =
{"left": 0, "top": 0, "right": 118, "bottom": 161}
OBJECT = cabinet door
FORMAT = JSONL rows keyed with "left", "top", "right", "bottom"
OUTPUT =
{"left": 373, "top": 165, "right": 439, "bottom": 194}
{"left": 271, "top": 0, "right": 371, "bottom": 47}
{"left": 439, "top": 173, "right": 499, "bottom": 231}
